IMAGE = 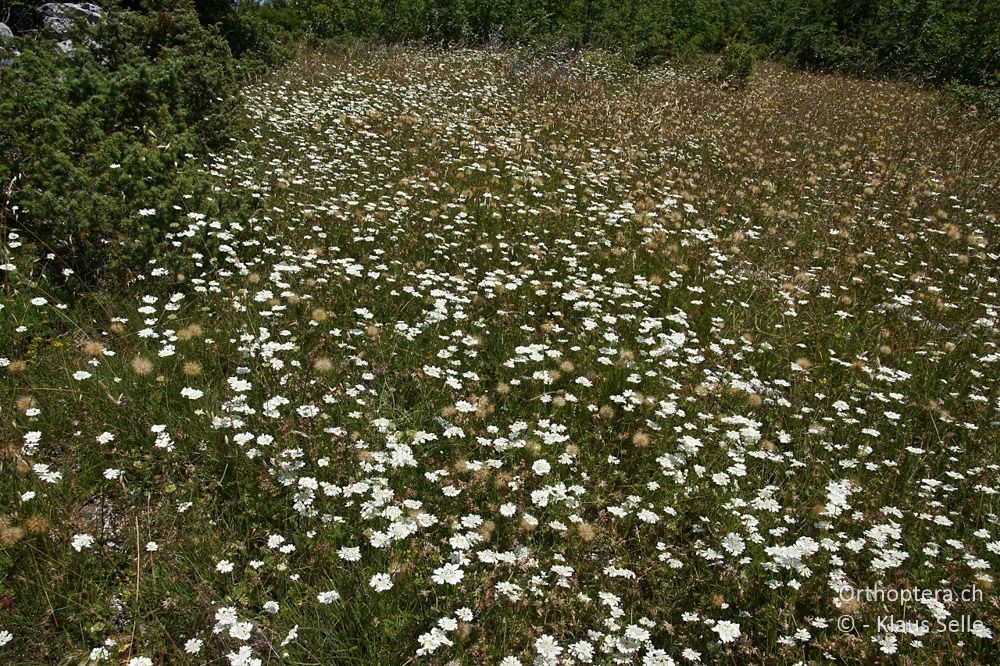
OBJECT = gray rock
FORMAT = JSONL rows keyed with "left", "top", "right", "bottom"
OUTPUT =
{"left": 44, "top": 16, "right": 74, "bottom": 34}
{"left": 0, "top": 23, "right": 15, "bottom": 66}
{"left": 37, "top": 2, "right": 104, "bottom": 22}
{"left": 37, "top": 3, "right": 104, "bottom": 35}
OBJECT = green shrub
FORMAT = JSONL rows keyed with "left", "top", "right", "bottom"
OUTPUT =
{"left": 293, "top": 0, "right": 383, "bottom": 39}
{"left": 274, "top": 1, "right": 999, "bottom": 95}
{"left": 720, "top": 40, "right": 755, "bottom": 87}
{"left": 946, "top": 83, "right": 1000, "bottom": 118}
{"left": 222, "top": 9, "right": 295, "bottom": 77}
{"left": 0, "top": 7, "right": 244, "bottom": 286}
{"left": 252, "top": 0, "right": 307, "bottom": 37}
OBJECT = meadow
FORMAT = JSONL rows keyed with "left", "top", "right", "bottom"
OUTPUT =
{"left": 2, "top": 45, "right": 1000, "bottom": 664}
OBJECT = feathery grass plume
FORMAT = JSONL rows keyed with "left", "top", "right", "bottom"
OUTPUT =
{"left": 131, "top": 356, "right": 154, "bottom": 375}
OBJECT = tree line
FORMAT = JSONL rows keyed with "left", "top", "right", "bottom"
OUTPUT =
{"left": 267, "top": 0, "right": 998, "bottom": 88}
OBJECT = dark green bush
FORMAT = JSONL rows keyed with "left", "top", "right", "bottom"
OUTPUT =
{"left": 221, "top": 9, "right": 295, "bottom": 77}
{"left": 720, "top": 40, "right": 755, "bottom": 87}
{"left": 292, "top": 0, "right": 383, "bottom": 40}
{"left": 946, "top": 83, "right": 1000, "bottom": 118}
{"left": 251, "top": 0, "right": 306, "bottom": 36}
{"left": 275, "top": 0, "right": 998, "bottom": 92}
{"left": 286, "top": 0, "right": 727, "bottom": 64}
{"left": 0, "top": 6, "right": 244, "bottom": 285}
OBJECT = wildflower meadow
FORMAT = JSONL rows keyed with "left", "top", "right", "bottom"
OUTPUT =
{"left": 2, "top": 44, "right": 1000, "bottom": 665}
